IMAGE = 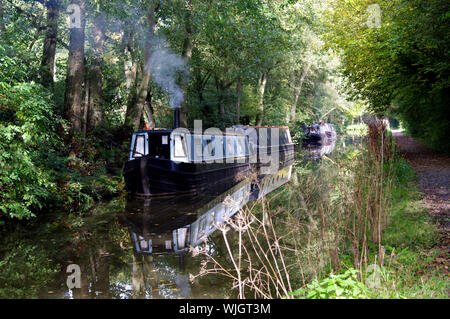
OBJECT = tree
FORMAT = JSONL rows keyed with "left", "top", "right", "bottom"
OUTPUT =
{"left": 64, "top": 0, "right": 86, "bottom": 132}
{"left": 255, "top": 71, "right": 268, "bottom": 126}
{"left": 86, "top": 13, "right": 106, "bottom": 131}
{"left": 179, "top": 0, "right": 193, "bottom": 128}
{"left": 40, "top": 0, "right": 60, "bottom": 88}
{"left": 0, "top": 0, "right": 6, "bottom": 35}
{"left": 325, "top": 0, "right": 450, "bottom": 150}
{"left": 287, "top": 63, "right": 310, "bottom": 123}
{"left": 124, "top": 0, "right": 156, "bottom": 131}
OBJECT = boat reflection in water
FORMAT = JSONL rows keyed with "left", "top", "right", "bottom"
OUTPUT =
{"left": 120, "top": 162, "right": 293, "bottom": 257}
{"left": 302, "top": 137, "right": 337, "bottom": 160}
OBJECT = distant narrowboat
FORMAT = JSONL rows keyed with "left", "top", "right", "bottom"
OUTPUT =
{"left": 302, "top": 122, "right": 337, "bottom": 144}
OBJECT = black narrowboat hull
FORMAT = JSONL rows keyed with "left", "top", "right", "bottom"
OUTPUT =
{"left": 303, "top": 133, "right": 322, "bottom": 144}
{"left": 256, "top": 143, "right": 295, "bottom": 171}
{"left": 123, "top": 157, "right": 253, "bottom": 197}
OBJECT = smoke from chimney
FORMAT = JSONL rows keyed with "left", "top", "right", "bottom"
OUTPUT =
{"left": 145, "top": 36, "right": 189, "bottom": 109}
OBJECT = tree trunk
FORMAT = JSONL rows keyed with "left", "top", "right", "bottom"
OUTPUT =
{"left": 143, "top": 90, "right": 155, "bottom": 129}
{"left": 288, "top": 64, "right": 310, "bottom": 123}
{"left": 255, "top": 72, "right": 267, "bottom": 126}
{"left": 216, "top": 78, "right": 225, "bottom": 115}
{"left": 235, "top": 76, "right": 241, "bottom": 124}
{"left": 124, "top": 1, "right": 155, "bottom": 131}
{"left": 123, "top": 30, "right": 137, "bottom": 109}
{"left": 0, "top": 0, "right": 6, "bottom": 36}
{"left": 40, "top": 0, "right": 60, "bottom": 88}
{"left": 87, "top": 14, "right": 106, "bottom": 131}
{"left": 286, "top": 72, "right": 295, "bottom": 122}
{"left": 28, "top": 10, "right": 45, "bottom": 51}
{"left": 194, "top": 70, "right": 211, "bottom": 118}
{"left": 196, "top": 71, "right": 210, "bottom": 103}
{"left": 215, "top": 78, "right": 234, "bottom": 117}
{"left": 82, "top": 74, "right": 89, "bottom": 135}
{"left": 180, "top": 0, "right": 193, "bottom": 128}
{"left": 64, "top": 0, "right": 86, "bottom": 132}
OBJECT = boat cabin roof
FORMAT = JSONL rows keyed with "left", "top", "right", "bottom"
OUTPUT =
{"left": 133, "top": 128, "right": 247, "bottom": 136}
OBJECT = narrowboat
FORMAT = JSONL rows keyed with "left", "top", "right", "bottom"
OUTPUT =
{"left": 123, "top": 110, "right": 294, "bottom": 197}
{"left": 302, "top": 122, "right": 337, "bottom": 144}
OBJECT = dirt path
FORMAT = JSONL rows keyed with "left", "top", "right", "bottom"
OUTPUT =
{"left": 392, "top": 130, "right": 449, "bottom": 273}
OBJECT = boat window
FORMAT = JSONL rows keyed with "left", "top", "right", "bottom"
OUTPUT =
{"left": 192, "top": 135, "right": 203, "bottom": 159}
{"left": 174, "top": 134, "right": 187, "bottom": 157}
{"left": 203, "top": 136, "right": 214, "bottom": 157}
{"left": 223, "top": 137, "right": 227, "bottom": 157}
{"left": 237, "top": 136, "right": 245, "bottom": 156}
{"left": 248, "top": 140, "right": 256, "bottom": 156}
{"left": 225, "top": 136, "right": 235, "bottom": 157}
{"left": 259, "top": 129, "right": 268, "bottom": 148}
{"left": 267, "top": 129, "right": 273, "bottom": 147}
{"left": 214, "top": 135, "right": 224, "bottom": 159}
{"left": 198, "top": 216, "right": 207, "bottom": 235}
{"left": 244, "top": 139, "right": 249, "bottom": 156}
{"left": 211, "top": 138, "right": 216, "bottom": 157}
{"left": 280, "top": 129, "right": 288, "bottom": 145}
{"left": 133, "top": 134, "right": 146, "bottom": 158}
{"left": 175, "top": 227, "right": 189, "bottom": 250}
{"left": 208, "top": 211, "right": 215, "bottom": 228}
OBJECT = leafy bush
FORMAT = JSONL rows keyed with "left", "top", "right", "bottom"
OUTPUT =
{"left": 0, "top": 70, "right": 125, "bottom": 220}
{"left": 0, "top": 82, "right": 62, "bottom": 219}
{"left": 346, "top": 123, "right": 368, "bottom": 137}
{"left": 290, "top": 268, "right": 371, "bottom": 299}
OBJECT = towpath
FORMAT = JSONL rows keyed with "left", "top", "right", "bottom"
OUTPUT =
{"left": 392, "top": 130, "right": 449, "bottom": 274}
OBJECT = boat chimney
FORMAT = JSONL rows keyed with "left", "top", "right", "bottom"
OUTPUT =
{"left": 173, "top": 108, "right": 180, "bottom": 129}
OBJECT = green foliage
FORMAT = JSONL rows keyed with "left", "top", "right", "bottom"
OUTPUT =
{"left": 346, "top": 123, "right": 368, "bottom": 137}
{"left": 325, "top": 0, "right": 450, "bottom": 151}
{"left": 0, "top": 82, "right": 61, "bottom": 219}
{"left": 0, "top": 55, "right": 125, "bottom": 220}
{"left": 291, "top": 268, "right": 371, "bottom": 299}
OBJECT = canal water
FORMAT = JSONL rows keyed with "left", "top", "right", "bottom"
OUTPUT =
{"left": 0, "top": 137, "right": 354, "bottom": 299}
